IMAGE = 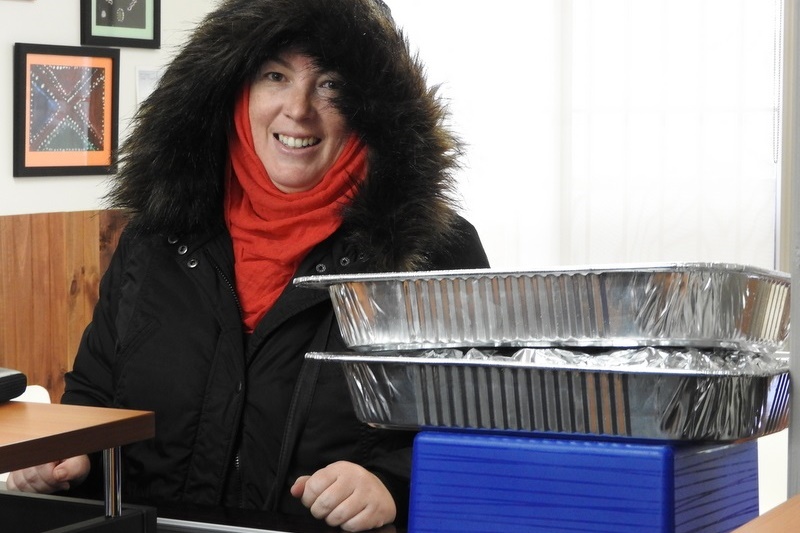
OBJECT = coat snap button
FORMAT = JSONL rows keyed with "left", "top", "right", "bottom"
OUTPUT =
{"left": 187, "top": 258, "right": 198, "bottom": 268}
{"left": 177, "top": 244, "right": 188, "bottom": 255}
{"left": 315, "top": 263, "right": 327, "bottom": 273}
{"left": 167, "top": 236, "right": 179, "bottom": 244}
{"left": 339, "top": 257, "right": 351, "bottom": 267}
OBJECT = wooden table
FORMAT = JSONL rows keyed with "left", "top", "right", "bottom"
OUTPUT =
{"left": 733, "top": 494, "right": 800, "bottom": 532}
{"left": 0, "top": 401, "right": 154, "bottom": 517}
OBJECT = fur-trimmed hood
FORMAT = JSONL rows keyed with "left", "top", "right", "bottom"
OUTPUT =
{"left": 109, "top": 0, "right": 465, "bottom": 271}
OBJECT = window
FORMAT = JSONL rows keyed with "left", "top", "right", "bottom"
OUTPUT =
{"left": 390, "top": 0, "right": 783, "bottom": 270}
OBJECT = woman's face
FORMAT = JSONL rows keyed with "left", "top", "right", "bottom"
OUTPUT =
{"left": 249, "top": 51, "right": 351, "bottom": 193}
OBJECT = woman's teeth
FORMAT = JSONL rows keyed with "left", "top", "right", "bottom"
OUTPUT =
{"left": 277, "top": 134, "right": 320, "bottom": 148}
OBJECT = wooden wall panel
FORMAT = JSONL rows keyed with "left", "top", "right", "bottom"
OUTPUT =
{"left": 30, "top": 213, "right": 63, "bottom": 397}
{"left": 0, "top": 211, "right": 126, "bottom": 402}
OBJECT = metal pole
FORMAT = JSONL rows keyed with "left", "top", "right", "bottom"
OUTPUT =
{"left": 786, "top": 0, "right": 800, "bottom": 498}
{"left": 103, "top": 447, "right": 122, "bottom": 517}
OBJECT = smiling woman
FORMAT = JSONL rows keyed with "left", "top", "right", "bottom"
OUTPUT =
{"left": 5, "top": 1, "right": 490, "bottom": 531}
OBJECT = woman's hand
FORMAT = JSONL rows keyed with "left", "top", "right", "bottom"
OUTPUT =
{"left": 6, "top": 455, "right": 90, "bottom": 493}
{"left": 290, "top": 460, "right": 396, "bottom": 532}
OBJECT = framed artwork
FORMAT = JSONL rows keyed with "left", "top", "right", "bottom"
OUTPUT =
{"left": 13, "top": 43, "right": 120, "bottom": 177}
{"left": 81, "top": 0, "right": 161, "bottom": 49}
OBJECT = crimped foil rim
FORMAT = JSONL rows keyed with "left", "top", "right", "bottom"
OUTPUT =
{"left": 306, "top": 352, "right": 789, "bottom": 377}
{"left": 294, "top": 262, "right": 789, "bottom": 289}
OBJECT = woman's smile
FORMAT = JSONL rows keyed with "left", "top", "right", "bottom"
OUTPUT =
{"left": 275, "top": 133, "right": 321, "bottom": 148}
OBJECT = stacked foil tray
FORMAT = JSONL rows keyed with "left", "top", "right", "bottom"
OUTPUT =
{"left": 295, "top": 263, "right": 791, "bottom": 441}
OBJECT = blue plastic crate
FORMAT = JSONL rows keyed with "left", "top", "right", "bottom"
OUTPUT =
{"left": 409, "top": 431, "right": 758, "bottom": 533}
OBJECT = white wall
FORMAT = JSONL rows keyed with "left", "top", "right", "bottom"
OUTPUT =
{"left": 0, "top": 0, "right": 217, "bottom": 215}
{"left": 387, "top": 1, "right": 563, "bottom": 269}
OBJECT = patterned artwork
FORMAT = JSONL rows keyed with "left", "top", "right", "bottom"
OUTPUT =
{"left": 28, "top": 64, "right": 106, "bottom": 153}
{"left": 13, "top": 43, "right": 118, "bottom": 176}
{"left": 96, "top": 0, "right": 146, "bottom": 29}
{"left": 82, "top": 0, "right": 160, "bottom": 49}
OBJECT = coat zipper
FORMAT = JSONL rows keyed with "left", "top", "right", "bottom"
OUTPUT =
{"left": 209, "top": 255, "right": 246, "bottom": 508}
{"left": 210, "top": 258, "right": 243, "bottom": 319}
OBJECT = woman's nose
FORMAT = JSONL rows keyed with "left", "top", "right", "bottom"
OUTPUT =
{"left": 284, "top": 86, "right": 314, "bottom": 120}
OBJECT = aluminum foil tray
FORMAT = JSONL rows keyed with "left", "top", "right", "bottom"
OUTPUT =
{"left": 307, "top": 349, "right": 790, "bottom": 441}
{"left": 295, "top": 263, "right": 790, "bottom": 353}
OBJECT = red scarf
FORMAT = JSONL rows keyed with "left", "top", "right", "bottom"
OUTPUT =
{"left": 225, "top": 85, "right": 367, "bottom": 332}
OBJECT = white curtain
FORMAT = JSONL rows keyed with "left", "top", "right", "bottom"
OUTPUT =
{"left": 388, "top": 0, "right": 781, "bottom": 271}
{"left": 565, "top": 0, "right": 781, "bottom": 268}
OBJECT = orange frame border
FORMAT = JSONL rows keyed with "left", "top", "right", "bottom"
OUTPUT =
{"left": 13, "top": 43, "right": 120, "bottom": 177}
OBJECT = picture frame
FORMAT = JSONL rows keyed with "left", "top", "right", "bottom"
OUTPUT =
{"left": 80, "top": 0, "right": 160, "bottom": 49}
{"left": 13, "top": 43, "right": 120, "bottom": 177}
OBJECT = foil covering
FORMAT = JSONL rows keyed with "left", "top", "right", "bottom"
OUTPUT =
{"left": 295, "top": 263, "right": 790, "bottom": 353}
{"left": 308, "top": 348, "right": 790, "bottom": 441}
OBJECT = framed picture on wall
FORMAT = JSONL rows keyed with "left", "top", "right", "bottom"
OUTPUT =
{"left": 80, "top": 0, "right": 161, "bottom": 49}
{"left": 13, "top": 43, "right": 120, "bottom": 177}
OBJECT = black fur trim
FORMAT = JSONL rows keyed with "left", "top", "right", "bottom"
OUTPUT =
{"left": 109, "top": 0, "right": 463, "bottom": 271}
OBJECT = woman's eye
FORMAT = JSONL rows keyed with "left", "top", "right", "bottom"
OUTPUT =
{"left": 263, "top": 71, "right": 283, "bottom": 82}
{"left": 320, "top": 78, "right": 343, "bottom": 92}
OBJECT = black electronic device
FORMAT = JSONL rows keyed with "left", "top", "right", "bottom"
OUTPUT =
{"left": 0, "top": 367, "right": 27, "bottom": 402}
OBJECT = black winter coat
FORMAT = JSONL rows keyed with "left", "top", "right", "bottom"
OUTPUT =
{"left": 63, "top": 218, "right": 488, "bottom": 519}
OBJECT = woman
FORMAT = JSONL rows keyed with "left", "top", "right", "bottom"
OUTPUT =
{"left": 7, "top": 0, "right": 488, "bottom": 530}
